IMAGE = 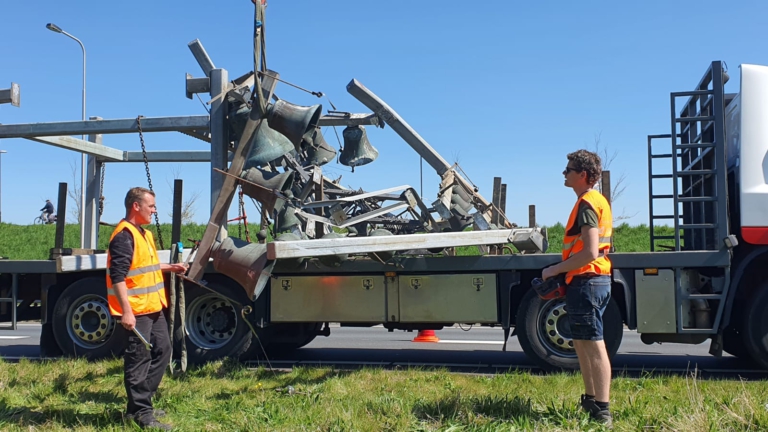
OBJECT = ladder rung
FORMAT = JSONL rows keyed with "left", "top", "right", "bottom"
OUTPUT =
{"left": 679, "top": 223, "right": 716, "bottom": 229}
{"left": 651, "top": 174, "right": 673, "bottom": 179}
{"left": 678, "top": 196, "right": 717, "bottom": 203}
{"left": 671, "top": 90, "right": 713, "bottom": 97}
{"left": 683, "top": 294, "right": 724, "bottom": 300}
{"left": 651, "top": 194, "right": 674, "bottom": 199}
{"left": 651, "top": 215, "right": 678, "bottom": 219}
{"left": 651, "top": 153, "right": 673, "bottom": 159}
{"left": 651, "top": 236, "right": 676, "bottom": 240}
{"left": 676, "top": 142, "right": 715, "bottom": 149}
{"left": 676, "top": 116, "right": 715, "bottom": 123}
{"left": 677, "top": 169, "right": 715, "bottom": 176}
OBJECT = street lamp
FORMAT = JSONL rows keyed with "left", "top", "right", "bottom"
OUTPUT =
{"left": 0, "top": 150, "right": 6, "bottom": 224}
{"left": 46, "top": 23, "right": 87, "bottom": 248}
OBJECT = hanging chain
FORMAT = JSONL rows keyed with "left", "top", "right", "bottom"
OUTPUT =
{"left": 98, "top": 163, "right": 106, "bottom": 217}
{"left": 137, "top": 115, "right": 165, "bottom": 250}
{"left": 237, "top": 186, "right": 243, "bottom": 239}
{"left": 238, "top": 187, "right": 251, "bottom": 242}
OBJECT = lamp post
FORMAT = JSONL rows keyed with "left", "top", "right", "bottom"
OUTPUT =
{"left": 0, "top": 150, "right": 6, "bottom": 224}
{"left": 46, "top": 23, "right": 86, "bottom": 248}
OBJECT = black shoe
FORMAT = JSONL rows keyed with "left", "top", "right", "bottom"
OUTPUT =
{"left": 154, "top": 409, "right": 166, "bottom": 418}
{"left": 582, "top": 399, "right": 613, "bottom": 428}
{"left": 138, "top": 419, "right": 173, "bottom": 431}
{"left": 579, "top": 394, "right": 594, "bottom": 412}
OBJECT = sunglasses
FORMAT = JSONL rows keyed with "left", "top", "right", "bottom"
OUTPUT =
{"left": 563, "top": 166, "right": 582, "bottom": 175}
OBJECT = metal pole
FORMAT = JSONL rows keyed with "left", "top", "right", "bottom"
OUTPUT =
{"left": 46, "top": 24, "right": 86, "bottom": 247}
{"left": 0, "top": 150, "right": 5, "bottom": 223}
{"left": 209, "top": 69, "right": 229, "bottom": 219}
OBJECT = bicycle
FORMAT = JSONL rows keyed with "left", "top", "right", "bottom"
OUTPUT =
{"left": 34, "top": 212, "right": 56, "bottom": 225}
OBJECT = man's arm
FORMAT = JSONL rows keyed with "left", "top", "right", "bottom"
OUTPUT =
{"left": 546, "top": 225, "right": 599, "bottom": 276}
{"left": 112, "top": 281, "right": 136, "bottom": 330}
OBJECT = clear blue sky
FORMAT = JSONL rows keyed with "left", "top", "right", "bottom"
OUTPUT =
{"left": 1, "top": 0, "right": 765, "bottom": 228}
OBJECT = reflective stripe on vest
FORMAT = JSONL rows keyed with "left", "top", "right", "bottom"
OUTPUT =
{"left": 562, "top": 189, "right": 613, "bottom": 284}
{"left": 106, "top": 220, "right": 167, "bottom": 316}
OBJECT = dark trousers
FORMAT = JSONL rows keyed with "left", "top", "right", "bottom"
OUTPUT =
{"left": 124, "top": 311, "right": 171, "bottom": 421}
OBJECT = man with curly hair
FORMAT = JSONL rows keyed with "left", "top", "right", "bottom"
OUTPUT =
{"left": 542, "top": 149, "right": 614, "bottom": 426}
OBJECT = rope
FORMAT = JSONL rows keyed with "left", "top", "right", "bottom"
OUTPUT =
{"left": 137, "top": 115, "right": 165, "bottom": 250}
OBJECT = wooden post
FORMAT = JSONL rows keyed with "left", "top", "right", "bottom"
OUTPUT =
{"left": 54, "top": 182, "right": 68, "bottom": 249}
{"left": 171, "top": 179, "right": 183, "bottom": 246}
{"left": 528, "top": 205, "right": 536, "bottom": 228}
{"left": 601, "top": 170, "right": 612, "bottom": 204}
{"left": 314, "top": 167, "right": 324, "bottom": 238}
{"left": 491, "top": 177, "right": 502, "bottom": 225}
{"left": 500, "top": 183, "right": 507, "bottom": 219}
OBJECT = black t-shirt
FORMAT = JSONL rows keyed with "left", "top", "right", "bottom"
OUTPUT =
{"left": 107, "top": 225, "right": 145, "bottom": 284}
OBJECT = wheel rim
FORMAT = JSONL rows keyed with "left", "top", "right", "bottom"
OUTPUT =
{"left": 187, "top": 293, "right": 238, "bottom": 350}
{"left": 66, "top": 295, "right": 116, "bottom": 349}
{"left": 536, "top": 298, "right": 577, "bottom": 358}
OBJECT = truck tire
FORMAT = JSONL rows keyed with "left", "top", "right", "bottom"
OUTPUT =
{"left": 516, "top": 287, "right": 623, "bottom": 371}
{"left": 52, "top": 277, "right": 125, "bottom": 359}
{"left": 742, "top": 284, "right": 768, "bottom": 369}
{"left": 181, "top": 276, "right": 253, "bottom": 365}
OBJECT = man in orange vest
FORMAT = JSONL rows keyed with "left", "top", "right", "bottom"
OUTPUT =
{"left": 542, "top": 149, "right": 613, "bottom": 426}
{"left": 107, "top": 187, "right": 187, "bottom": 430}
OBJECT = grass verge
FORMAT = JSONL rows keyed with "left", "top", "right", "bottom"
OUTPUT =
{"left": 1, "top": 358, "right": 766, "bottom": 431}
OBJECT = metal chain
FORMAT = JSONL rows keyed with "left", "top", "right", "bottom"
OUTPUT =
{"left": 237, "top": 186, "right": 243, "bottom": 239}
{"left": 137, "top": 115, "right": 165, "bottom": 249}
{"left": 98, "top": 164, "right": 106, "bottom": 217}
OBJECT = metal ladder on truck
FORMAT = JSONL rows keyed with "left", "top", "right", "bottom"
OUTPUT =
{"left": 646, "top": 60, "right": 732, "bottom": 334}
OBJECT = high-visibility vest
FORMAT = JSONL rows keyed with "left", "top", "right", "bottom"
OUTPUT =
{"left": 562, "top": 189, "right": 613, "bottom": 284}
{"left": 106, "top": 220, "right": 166, "bottom": 316}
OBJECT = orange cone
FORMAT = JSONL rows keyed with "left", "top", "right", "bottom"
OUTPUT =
{"left": 412, "top": 329, "right": 440, "bottom": 343}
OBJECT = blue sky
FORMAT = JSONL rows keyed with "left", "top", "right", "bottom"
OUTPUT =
{"left": 1, "top": 0, "right": 765, "bottom": 228}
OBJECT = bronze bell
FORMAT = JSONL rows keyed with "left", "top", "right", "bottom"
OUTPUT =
{"left": 210, "top": 236, "right": 269, "bottom": 300}
{"left": 340, "top": 126, "right": 378, "bottom": 168}
{"left": 276, "top": 204, "right": 302, "bottom": 234}
{"left": 239, "top": 168, "right": 295, "bottom": 214}
{"left": 367, "top": 228, "right": 395, "bottom": 262}
{"left": 267, "top": 99, "right": 322, "bottom": 150}
{"left": 243, "top": 120, "right": 295, "bottom": 170}
{"left": 318, "top": 232, "right": 349, "bottom": 267}
{"left": 303, "top": 127, "right": 337, "bottom": 167}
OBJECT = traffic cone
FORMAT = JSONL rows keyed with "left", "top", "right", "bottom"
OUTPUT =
{"left": 412, "top": 329, "right": 439, "bottom": 343}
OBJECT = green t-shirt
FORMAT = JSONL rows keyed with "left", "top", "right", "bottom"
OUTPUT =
{"left": 566, "top": 201, "right": 598, "bottom": 236}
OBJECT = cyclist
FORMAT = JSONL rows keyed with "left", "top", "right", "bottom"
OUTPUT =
{"left": 40, "top": 200, "right": 56, "bottom": 223}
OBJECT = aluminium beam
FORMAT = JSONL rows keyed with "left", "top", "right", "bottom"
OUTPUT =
{"left": 0, "top": 115, "right": 210, "bottom": 138}
{"left": 318, "top": 113, "right": 380, "bottom": 127}
{"left": 0, "top": 83, "right": 20, "bottom": 107}
{"left": 122, "top": 151, "right": 218, "bottom": 163}
{"left": 25, "top": 136, "right": 124, "bottom": 161}
{"left": 266, "top": 228, "right": 530, "bottom": 260}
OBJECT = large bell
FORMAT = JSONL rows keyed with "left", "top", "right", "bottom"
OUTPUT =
{"left": 318, "top": 232, "right": 349, "bottom": 267}
{"left": 267, "top": 100, "right": 322, "bottom": 150}
{"left": 367, "top": 228, "right": 395, "bottom": 262}
{"left": 340, "top": 126, "right": 378, "bottom": 168}
{"left": 242, "top": 120, "right": 295, "bottom": 170}
{"left": 303, "top": 127, "right": 337, "bottom": 167}
{"left": 276, "top": 203, "right": 302, "bottom": 234}
{"left": 210, "top": 236, "right": 269, "bottom": 300}
{"left": 239, "top": 168, "right": 295, "bottom": 214}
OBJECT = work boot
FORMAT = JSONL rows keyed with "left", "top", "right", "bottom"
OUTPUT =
{"left": 582, "top": 399, "right": 613, "bottom": 428}
{"left": 125, "top": 409, "right": 166, "bottom": 421}
{"left": 579, "top": 394, "right": 595, "bottom": 412}
{"left": 138, "top": 418, "right": 173, "bottom": 431}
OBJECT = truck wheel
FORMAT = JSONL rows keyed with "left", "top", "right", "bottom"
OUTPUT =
{"left": 516, "top": 287, "right": 623, "bottom": 371}
{"left": 183, "top": 276, "right": 252, "bottom": 365}
{"left": 52, "top": 277, "right": 125, "bottom": 359}
{"left": 742, "top": 284, "right": 768, "bottom": 369}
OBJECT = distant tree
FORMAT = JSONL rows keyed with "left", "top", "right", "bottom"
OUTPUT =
{"left": 591, "top": 132, "right": 636, "bottom": 221}
{"left": 166, "top": 164, "right": 201, "bottom": 224}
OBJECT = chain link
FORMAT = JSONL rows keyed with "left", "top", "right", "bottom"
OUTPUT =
{"left": 98, "top": 163, "right": 106, "bottom": 217}
{"left": 137, "top": 115, "right": 165, "bottom": 249}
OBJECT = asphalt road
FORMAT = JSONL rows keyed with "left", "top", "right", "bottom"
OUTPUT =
{"left": 1, "top": 324, "right": 762, "bottom": 377}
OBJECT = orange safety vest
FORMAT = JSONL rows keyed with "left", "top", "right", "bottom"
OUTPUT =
{"left": 562, "top": 189, "right": 613, "bottom": 284}
{"left": 106, "top": 220, "right": 167, "bottom": 316}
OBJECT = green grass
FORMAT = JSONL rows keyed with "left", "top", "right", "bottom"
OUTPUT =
{"left": 0, "top": 222, "right": 676, "bottom": 261}
{"left": 0, "top": 358, "right": 766, "bottom": 431}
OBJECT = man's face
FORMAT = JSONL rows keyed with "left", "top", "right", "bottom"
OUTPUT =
{"left": 562, "top": 162, "right": 584, "bottom": 188}
{"left": 132, "top": 193, "right": 156, "bottom": 225}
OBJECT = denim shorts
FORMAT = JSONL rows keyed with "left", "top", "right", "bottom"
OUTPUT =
{"left": 565, "top": 275, "right": 611, "bottom": 341}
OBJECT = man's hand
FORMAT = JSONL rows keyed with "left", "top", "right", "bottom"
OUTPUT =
{"left": 542, "top": 266, "right": 559, "bottom": 281}
{"left": 162, "top": 263, "right": 188, "bottom": 275}
{"left": 121, "top": 310, "right": 136, "bottom": 331}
